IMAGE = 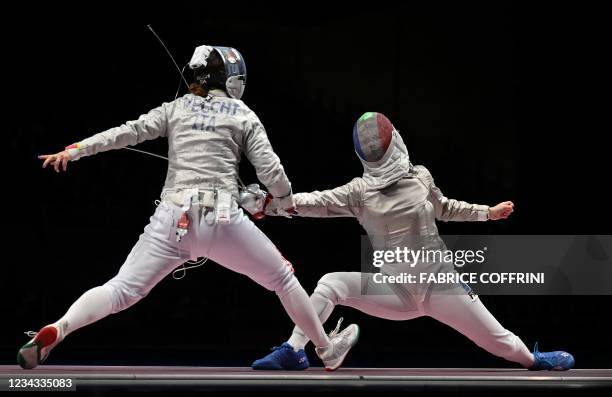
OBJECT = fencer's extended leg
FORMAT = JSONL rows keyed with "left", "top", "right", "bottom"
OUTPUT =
{"left": 55, "top": 286, "right": 114, "bottom": 335}
{"left": 205, "top": 210, "right": 359, "bottom": 370}
{"left": 18, "top": 285, "right": 118, "bottom": 369}
{"left": 204, "top": 212, "right": 331, "bottom": 348}
{"left": 425, "top": 291, "right": 535, "bottom": 368}
{"left": 286, "top": 281, "right": 338, "bottom": 351}
{"left": 287, "top": 272, "right": 423, "bottom": 350}
{"left": 18, "top": 203, "right": 185, "bottom": 369}
{"left": 63, "top": 204, "right": 186, "bottom": 328}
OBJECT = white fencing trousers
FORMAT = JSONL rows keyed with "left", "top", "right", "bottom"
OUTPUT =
{"left": 54, "top": 201, "right": 330, "bottom": 348}
{"left": 287, "top": 272, "right": 534, "bottom": 368}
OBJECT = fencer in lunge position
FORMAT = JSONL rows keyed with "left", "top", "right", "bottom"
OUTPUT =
{"left": 252, "top": 112, "right": 574, "bottom": 371}
{"left": 18, "top": 45, "right": 359, "bottom": 371}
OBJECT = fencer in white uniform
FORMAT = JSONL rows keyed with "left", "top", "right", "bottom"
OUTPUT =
{"left": 20, "top": 45, "right": 359, "bottom": 371}
{"left": 252, "top": 112, "right": 574, "bottom": 371}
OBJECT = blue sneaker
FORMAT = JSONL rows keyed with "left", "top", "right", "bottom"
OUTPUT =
{"left": 529, "top": 342, "right": 575, "bottom": 371}
{"left": 252, "top": 343, "right": 309, "bottom": 370}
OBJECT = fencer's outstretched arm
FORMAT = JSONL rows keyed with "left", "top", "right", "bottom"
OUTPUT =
{"left": 415, "top": 165, "right": 498, "bottom": 222}
{"left": 430, "top": 183, "right": 491, "bottom": 222}
{"left": 67, "top": 102, "right": 172, "bottom": 161}
{"left": 242, "top": 114, "right": 294, "bottom": 208}
{"left": 271, "top": 178, "right": 364, "bottom": 218}
{"left": 39, "top": 102, "right": 172, "bottom": 172}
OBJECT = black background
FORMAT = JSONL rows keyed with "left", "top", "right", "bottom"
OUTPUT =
{"left": 3, "top": 3, "right": 609, "bottom": 369}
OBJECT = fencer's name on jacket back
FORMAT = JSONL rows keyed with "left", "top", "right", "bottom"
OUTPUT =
{"left": 183, "top": 94, "right": 246, "bottom": 132}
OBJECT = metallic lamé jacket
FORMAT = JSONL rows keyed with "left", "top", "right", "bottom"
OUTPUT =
{"left": 269, "top": 130, "right": 489, "bottom": 298}
{"left": 69, "top": 91, "right": 292, "bottom": 200}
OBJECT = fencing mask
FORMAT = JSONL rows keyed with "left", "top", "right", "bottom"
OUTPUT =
{"left": 189, "top": 45, "right": 247, "bottom": 99}
{"left": 353, "top": 112, "right": 394, "bottom": 162}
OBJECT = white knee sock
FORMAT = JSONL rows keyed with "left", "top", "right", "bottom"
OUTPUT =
{"left": 287, "top": 286, "right": 335, "bottom": 351}
{"left": 501, "top": 333, "right": 535, "bottom": 368}
{"left": 53, "top": 285, "right": 114, "bottom": 337}
{"left": 277, "top": 286, "right": 331, "bottom": 349}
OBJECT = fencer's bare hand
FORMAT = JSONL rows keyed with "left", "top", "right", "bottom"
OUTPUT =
{"left": 38, "top": 150, "right": 72, "bottom": 173}
{"left": 488, "top": 201, "right": 514, "bottom": 220}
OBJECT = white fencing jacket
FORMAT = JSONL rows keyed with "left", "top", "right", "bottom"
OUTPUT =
{"left": 68, "top": 91, "right": 292, "bottom": 201}
{"left": 268, "top": 130, "right": 490, "bottom": 298}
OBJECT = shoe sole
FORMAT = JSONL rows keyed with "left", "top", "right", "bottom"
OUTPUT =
{"left": 17, "top": 326, "right": 58, "bottom": 370}
{"left": 530, "top": 365, "right": 573, "bottom": 371}
{"left": 252, "top": 364, "right": 284, "bottom": 370}
{"left": 252, "top": 363, "right": 309, "bottom": 371}
{"left": 252, "top": 357, "right": 310, "bottom": 371}
{"left": 325, "top": 325, "right": 360, "bottom": 372}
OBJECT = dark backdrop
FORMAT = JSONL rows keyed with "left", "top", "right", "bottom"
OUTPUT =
{"left": 3, "top": 3, "right": 609, "bottom": 368}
